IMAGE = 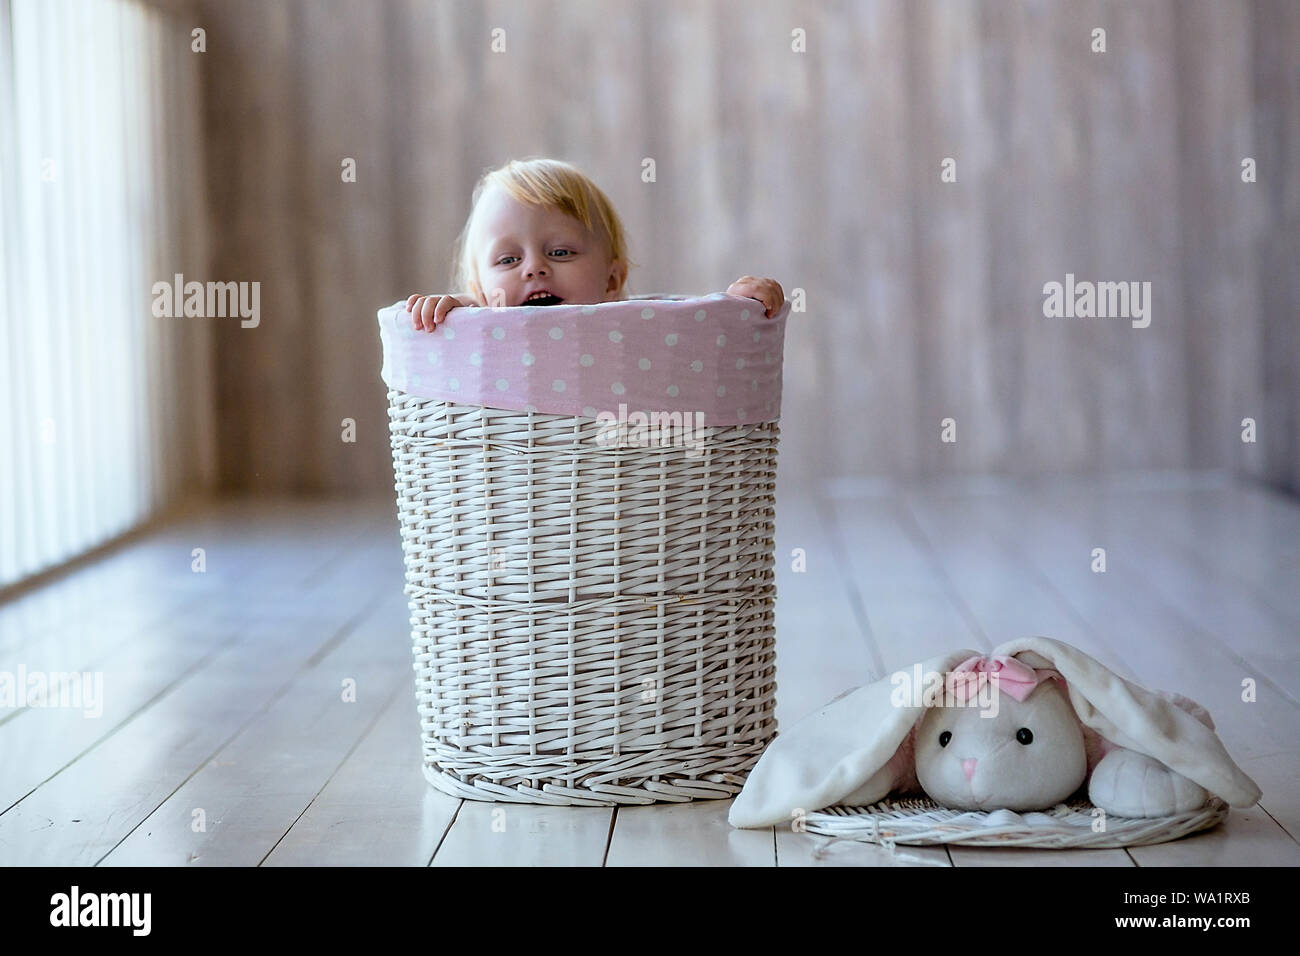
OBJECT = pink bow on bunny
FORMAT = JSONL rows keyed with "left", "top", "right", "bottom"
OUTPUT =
{"left": 945, "top": 654, "right": 1064, "bottom": 702}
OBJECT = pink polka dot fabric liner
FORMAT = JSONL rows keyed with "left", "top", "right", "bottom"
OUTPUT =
{"left": 377, "top": 293, "right": 789, "bottom": 425}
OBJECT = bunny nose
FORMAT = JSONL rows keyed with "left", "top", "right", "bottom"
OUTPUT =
{"left": 961, "top": 758, "right": 978, "bottom": 781}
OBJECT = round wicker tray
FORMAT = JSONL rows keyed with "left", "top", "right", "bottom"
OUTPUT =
{"left": 802, "top": 796, "right": 1230, "bottom": 848}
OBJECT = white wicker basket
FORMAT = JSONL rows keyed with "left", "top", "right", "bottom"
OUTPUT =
{"left": 379, "top": 294, "right": 789, "bottom": 805}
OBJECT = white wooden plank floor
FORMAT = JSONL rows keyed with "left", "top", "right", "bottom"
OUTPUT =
{"left": 1, "top": 475, "right": 1297, "bottom": 867}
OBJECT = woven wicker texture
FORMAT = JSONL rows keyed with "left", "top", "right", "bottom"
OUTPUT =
{"left": 387, "top": 391, "right": 780, "bottom": 805}
{"left": 803, "top": 796, "right": 1230, "bottom": 848}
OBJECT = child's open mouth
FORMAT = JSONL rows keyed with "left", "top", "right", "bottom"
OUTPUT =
{"left": 522, "top": 292, "right": 564, "bottom": 307}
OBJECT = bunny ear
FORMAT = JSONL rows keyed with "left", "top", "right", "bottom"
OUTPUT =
{"left": 728, "top": 649, "right": 977, "bottom": 829}
{"left": 996, "top": 637, "right": 1261, "bottom": 808}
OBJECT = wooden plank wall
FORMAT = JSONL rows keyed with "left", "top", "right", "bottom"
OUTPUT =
{"left": 1250, "top": 0, "right": 1300, "bottom": 495}
{"left": 188, "top": 0, "right": 1299, "bottom": 494}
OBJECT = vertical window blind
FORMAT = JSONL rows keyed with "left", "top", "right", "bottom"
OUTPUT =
{"left": 0, "top": 0, "right": 213, "bottom": 592}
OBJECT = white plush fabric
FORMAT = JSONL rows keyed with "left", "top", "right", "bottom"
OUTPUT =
{"left": 729, "top": 636, "right": 1261, "bottom": 829}
{"left": 913, "top": 679, "right": 1088, "bottom": 811}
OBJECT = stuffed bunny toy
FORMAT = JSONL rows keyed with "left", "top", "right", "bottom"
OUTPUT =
{"left": 729, "top": 636, "right": 1261, "bottom": 830}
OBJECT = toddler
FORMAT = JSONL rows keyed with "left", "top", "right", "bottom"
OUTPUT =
{"left": 405, "top": 158, "right": 783, "bottom": 330}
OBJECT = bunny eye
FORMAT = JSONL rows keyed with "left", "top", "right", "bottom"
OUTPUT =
{"left": 1016, "top": 727, "right": 1034, "bottom": 745}
{"left": 938, "top": 731, "right": 952, "bottom": 748}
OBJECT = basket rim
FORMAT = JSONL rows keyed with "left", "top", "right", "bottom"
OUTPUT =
{"left": 378, "top": 293, "right": 789, "bottom": 424}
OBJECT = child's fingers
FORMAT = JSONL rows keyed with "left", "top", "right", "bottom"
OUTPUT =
{"left": 434, "top": 297, "right": 457, "bottom": 324}
{"left": 420, "top": 296, "right": 439, "bottom": 330}
{"left": 725, "top": 277, "right": 783, "bottom": 315}
{"left": 409, "top": 293, "right": 430, "bottom": 329}
{"left": 761, "top": 280, "right": 783, "bottom": 317}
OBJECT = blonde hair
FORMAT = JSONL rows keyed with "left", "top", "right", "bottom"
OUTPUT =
{"left": 451, "top": 158, "right": 635, "bottom": 302}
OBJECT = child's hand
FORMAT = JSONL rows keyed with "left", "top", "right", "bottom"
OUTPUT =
{"left": 726, "top": 276, "right": 784, "bottom": 317}
{"left": 405, "top": 293, "right": 471, "bottom": 332}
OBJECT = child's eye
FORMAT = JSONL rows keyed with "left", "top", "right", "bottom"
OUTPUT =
{"left": 551, "top": 249, "right": 572, "bottom": 258}
{"left": 497, "top": 256, "right": 518, "bottom": 266}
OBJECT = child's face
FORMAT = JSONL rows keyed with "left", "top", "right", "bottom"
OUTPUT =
{"left": 467, "top": 184, "right": 626, "bottom": 307}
